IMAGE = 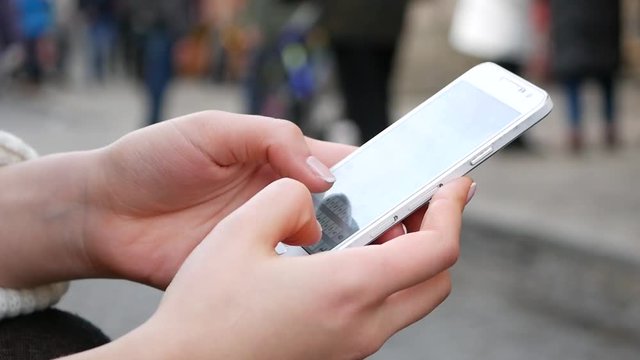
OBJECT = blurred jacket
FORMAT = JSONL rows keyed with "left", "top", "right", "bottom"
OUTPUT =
{"left": 244, "top": 0, "right": 297, "bottom": 43}
{"left": 126, "top": 0, "right": 192, "bottom": 36}
{"left": 16, "top": 0, "right": 53, "bottom": 39}
{"left": 549, "top": 0, "right": 621, "bottom": 78}
{"left": 322, "top": 0, "right": 409, "bottom": 44}
{"left": 78, "top": 0, "right": 115, "bottom": 23}
{"left": 0, "top": 0, "right": 20, "bottom": 49}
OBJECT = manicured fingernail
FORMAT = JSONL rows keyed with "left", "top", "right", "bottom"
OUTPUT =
{"left": 307, "top": 156, "right": 336, "bottom": 184}
{"left": 466, "top": 182, "right": 477, "bottom": 204}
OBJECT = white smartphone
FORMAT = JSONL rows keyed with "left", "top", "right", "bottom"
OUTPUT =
{"left": 281, "top": 62, "right": 553, "bottom": 257}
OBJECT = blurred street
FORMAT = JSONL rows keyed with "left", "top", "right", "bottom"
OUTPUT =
{"left": 2, "top": 0, "right": 640, "bottom": 359}
{"left": 1, "top": 76, "right": 639, "bottom": 359}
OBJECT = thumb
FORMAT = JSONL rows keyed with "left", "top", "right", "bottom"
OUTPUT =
{"left": 207, "top": 178, "right": 322, "bottom": 255}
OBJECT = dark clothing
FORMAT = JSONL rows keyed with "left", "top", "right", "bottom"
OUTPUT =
{"left": 333, "top": 41, "right": 397, "bottom": 142}
{"left": 24, "top": 37, "right": 42, "bottom": 83}
{"left": 0, "top": 309, "right": 110, "bottom": 359}
{"left": 126, "top": 0, "right": 191, "bottom": 37}
{"left": 79, "top": 1, "right": 117, "bottom": 82}
{"left": 144, "top": 28, "right": 173, "bottom": 125}
{"left": 87, "top": 16, "right": 115, "bottom": 82}
{"left": 124, "top": 0, "right": 192, "bottom": 125}
{"left": 549, "top": 0, "right": 621, "bottom": 79}
{"left": 322, "top": 0, "right": 409, "bottom": 45}
{"left": 78, "top": 0, "right": 116, "bottom": 23}
{"left": 549, "top": 0, "right": 621, "bottom": 143}
{"left": 16, "top": 0, "right": 53, "bottom": 83}
{"left": 0, "top": 0, "right": 20, "bottom": 50}
{"left": 565, "top": 75, "right": 615, "bottom": 129}
{"left": 322, "top": 0, "right": 409, "bottom": 143}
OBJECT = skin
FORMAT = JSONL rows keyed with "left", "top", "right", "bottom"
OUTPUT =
{"left": 66, "top": 176, "right": 472, "bottom": 360}
{"left": 0, "top": 111, "right": 473, "bottom": 359}
{"left": 0, "top": 112, "right": 345, "bottom": 288}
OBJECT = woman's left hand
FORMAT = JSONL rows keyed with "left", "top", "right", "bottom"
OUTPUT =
{"left": 82, "top": 111, "right": 351, "bottom": 288}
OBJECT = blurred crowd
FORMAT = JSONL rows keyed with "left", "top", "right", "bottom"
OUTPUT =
{"left": 451, "top": 0, "right": 622, "bottom": 152}
{"left": 1, "top": 0, "right": 222, "bottom": 124}
{"left": 0, "top": 0, "right": 628, "bottom": 151}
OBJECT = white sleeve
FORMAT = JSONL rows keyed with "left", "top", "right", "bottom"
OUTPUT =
{"left": 0, "top": 130, "right": 70, "bottom": 321}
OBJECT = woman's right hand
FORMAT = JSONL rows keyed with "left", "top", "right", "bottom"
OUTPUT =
{"left": 68, "top": 176, "right": 472, "bottom": 360}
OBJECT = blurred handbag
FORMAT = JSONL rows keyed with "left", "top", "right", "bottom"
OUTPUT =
{"left": 449, "top": 0, "right": 533, "bottom": 61}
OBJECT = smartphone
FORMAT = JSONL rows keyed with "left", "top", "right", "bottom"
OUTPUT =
{"left": 280, "top": 62, "right": 553, "bottom": 257}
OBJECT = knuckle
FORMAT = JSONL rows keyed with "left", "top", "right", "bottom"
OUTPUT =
{"left": 275, "top": 178, "right": 311, "bottom": 201}
{"left": 272, "top": 119, "right": 304, "bottom": 141}
{"left": 330, "top": 260, "right": 372, "bottom": 306}
{"left": 193, "top": 110, "right": 222, "bottom": 123}
{"left": 271, "top": 178, "right": 314, "bottom": 217}
{"left": 350, "top": 314, "right": 389, "bottom": 358}
{"left": 429, "top": 229, "right": 459, "bottom": 269}
{"left": 351, "top": 334, "right": 384, "bottom": 359}
{"left": 440, "top": 234, "right": 460, "bottom": 268}
{"left": 438, "top": 272, "right": 453, "bottom": 302}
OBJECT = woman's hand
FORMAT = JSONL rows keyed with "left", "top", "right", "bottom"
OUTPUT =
{"left": 68, "top": 177, "right": 473, "bottom": 360}
{"left": 82, "top": 111, "right": 352, "bottom": 288}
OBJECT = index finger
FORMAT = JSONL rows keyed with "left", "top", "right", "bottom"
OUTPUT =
{"left": 306, "top": 137, "right": 356, "bottom": 167}
{"left": 172, "top": 112, "right": 336, "bottom": 193}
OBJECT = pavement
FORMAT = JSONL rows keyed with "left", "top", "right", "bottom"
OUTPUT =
{"left": 1, "top": 75, "right": 639, "bottom": 359}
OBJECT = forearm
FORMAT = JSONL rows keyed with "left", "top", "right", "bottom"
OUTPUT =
{"left": 0, "top": 151, "right": 98, "bottom": 288}
{"left": 60, "top": 319, "right": 198, "bottom": 360}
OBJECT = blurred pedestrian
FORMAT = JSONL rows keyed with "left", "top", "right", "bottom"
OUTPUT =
{"left": 52, "top": 0, "right": 75, "bottom": 82}
{"left": 0, "top": 0, "right": 20, "bottom": 53}
{"left": 449, "top": 0, "right": 535, "bottom": 151}
{"left": 0, "top": 0, "right": 21, "bottom": 91}
{"left": 128, "top": 0, "right": 192, "bottom": 125}
{"left": 78, "top": 0, "right": 117, "bottom": 83}
{"left": 548, "top": 0, "right": 622, "bottom": 152}
{"left": 240, "top": 0, "right": 325, "bottom": 130}
{"left": 323, "top": 0, "right": 410, "bottom": 144}
{"left": 241, "top": 0, "right": 295, "bottom": 116}
{"left": 16, "top": 0, "right": 53, "bottom": 85}
{"left": 202, "top": 0, "right": 251, "bottom": 83}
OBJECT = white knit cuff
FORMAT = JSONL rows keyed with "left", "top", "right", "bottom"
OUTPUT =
{"left": 0, "top": 130, "right": 70, "bottom": 320}
{"left": 0, "top": 283, "right": 70, "bottom": 320}
{"left": 0, "top": 130, "right": 38, "bottom": 164}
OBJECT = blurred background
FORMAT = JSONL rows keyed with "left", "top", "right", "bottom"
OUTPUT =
{"left": 1, "top": 0, "right": 640, "bottom": 358}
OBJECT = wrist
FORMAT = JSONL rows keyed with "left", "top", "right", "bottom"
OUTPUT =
{"left": 61, "top": 316, "right": 199, "bottom": 360}
{"left": 0, "top": 151, "right": 99, "bottom": 287}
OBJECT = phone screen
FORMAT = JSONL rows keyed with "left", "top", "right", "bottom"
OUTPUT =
{"left": 305, "top": 81, "right": 521, "bottom": 254}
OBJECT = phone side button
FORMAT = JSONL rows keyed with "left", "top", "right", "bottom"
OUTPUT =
{"left": 275, "top": 243, "right": 288, "bottom": 255}
{"left": 470, "top": 147, "right": 494, "bottom": 166}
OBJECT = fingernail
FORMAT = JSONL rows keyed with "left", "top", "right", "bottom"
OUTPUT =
{"left": 306, "top": 156, "right": 336, "bottom": 184}
{"left": 466, "top": 182, "right": 477, "bottom": 204}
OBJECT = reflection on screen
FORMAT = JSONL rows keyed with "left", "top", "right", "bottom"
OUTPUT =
{"left": 304, "top": 81, "right": 520, "bottom": 254}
